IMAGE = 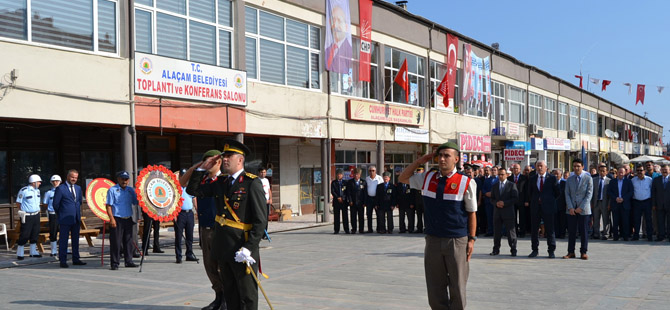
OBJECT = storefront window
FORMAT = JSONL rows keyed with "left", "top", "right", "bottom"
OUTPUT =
{"left": 81, "top": 151, "right": 112, "bottom": 181}
{"left": 0, "top": 151, "right": 7, "bottom": 204}
{"left": 384, "top": 153, "right": 413, "bottom": 184}
{"left": 10, "top": 151, "right": 58, "bottom": 199}
{"left": 335, "top": 150, "right": 371, "bottom": 179}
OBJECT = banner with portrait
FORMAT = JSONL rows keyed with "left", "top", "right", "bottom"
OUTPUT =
{"left": 325, "top": 0, "right": 352, "bottom": 74}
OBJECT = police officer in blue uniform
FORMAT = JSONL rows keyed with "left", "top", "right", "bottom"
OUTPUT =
{"left": 16, "top": 174, "right": 43, "bottom": 260}
{"left": 175, "top": 169, "right": 198, "bottom": 264}
{"left": 106, "top": 171, "right": 139, "bottom": 270}
{"left": 42, "top": 175, "right": 62, "bottom": 257}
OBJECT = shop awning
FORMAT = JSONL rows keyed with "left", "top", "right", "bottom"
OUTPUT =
{"left": 609, "top": 152, "right": 630, "bottom": 165}
{"left": 629, "top": 155, "right": 664, "bottom": 163}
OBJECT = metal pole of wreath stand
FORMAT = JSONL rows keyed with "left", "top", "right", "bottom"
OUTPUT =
{"left": 139, "top": 218, "right": 153, "bottom": 272}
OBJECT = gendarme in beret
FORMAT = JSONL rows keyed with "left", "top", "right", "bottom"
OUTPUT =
{"left": 436, "top": 141, "right": 459, "bottom": 153}
{"left": 222, "top": 139, "right": 251, "bottom": 157}
{"left": 202, "top": 149, "right": 221, "bottom": 160}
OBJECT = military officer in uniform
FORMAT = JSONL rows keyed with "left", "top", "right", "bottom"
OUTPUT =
{"left": 16, "top": 174, "right": 43, "bottom": 260}
{"left": 347, "top": 168, "right": 367, "bottom": 234}
{"left": 42, "top": 175, "right": 62, "bottom": 257}
{"left": 185, "top": 140, "right": 267, "bottom": 310}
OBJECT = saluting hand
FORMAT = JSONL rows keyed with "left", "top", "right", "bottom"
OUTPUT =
{"left": 418, "top": 153, "right": 434, "bottom": 164}
{"left": 198, "top": 154, "right": 221, "bottom": 171}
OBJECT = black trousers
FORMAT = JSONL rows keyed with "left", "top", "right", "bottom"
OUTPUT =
{"left": 18, "top": 214, "right": 40, "bottom": 246}
{"left": 350, "top": 203, "right": 365, "bottom": 232}
{"left": 415, "top": 205, "right": 424, "bottom": 232}
{"left": 377, "top": 207, "right": 394, "bottom": 232}
{"left": 567, "top": 214, "right": 590, "bottom": 254}
{"left": 518, "top": 204, "right": 530, "bottom": 235}
{"left": 493, "top": 212, "right": 517, "bottom": 253}
{"left": 175, "top": 210, "right": 195, "bottom": 259}
{"left": 365, "top": 197, "right": 377, "bottom": 232}
{"left": 110, "top": 217, "right": 134, "bottom": 267}
{"left": 48, "top": 213, "right": 59, "bottom": 242}
{"left": 530, "top": 206, "right": 556, "bottom": 252}
{"left": 59, "top": 222, "right": 80, "bottom": 263}
{"left": 399, "top": 206, "right": 415, "bottom": 232}
{"left": 333, "top": 201, "right": 349, "bottom": 233}
{"left": 142, "top": 211, "right": 160, "bottom": 253}
{"left": 220, "top": 258, "right": 259, "bottom": 310}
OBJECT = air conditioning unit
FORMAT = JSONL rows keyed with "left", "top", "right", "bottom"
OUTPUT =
{"left": 568, "top": 130, "right": 577, "bottom": 139}
{"left": 528, "top": 124, "right": 538, "bottom": 135}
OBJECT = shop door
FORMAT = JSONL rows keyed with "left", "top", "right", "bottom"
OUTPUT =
{"left": 299, "top": 167, "right": 323, "bottom": 215}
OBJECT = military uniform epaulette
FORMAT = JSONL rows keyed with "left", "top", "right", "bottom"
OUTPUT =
{"left": 245, "top": 172, "right": 257, "bottom": 179}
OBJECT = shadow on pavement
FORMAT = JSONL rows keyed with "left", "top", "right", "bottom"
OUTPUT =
{"left": 11, "top": 300, "right": 199, "bottom": 309}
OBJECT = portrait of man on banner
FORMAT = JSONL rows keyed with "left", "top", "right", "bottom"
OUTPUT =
{"left": 325, "top": 0, "right": 352, "bottom": 74}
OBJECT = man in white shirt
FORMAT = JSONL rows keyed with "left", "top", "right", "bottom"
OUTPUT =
{"left": 365, "top": 166, "right": 384, "bottom": 233}
{"left": 259, "top": 167, "right": 272, "bottom": 238}
{"left": 631, "top": 165, "right": 653, "bottom": 241}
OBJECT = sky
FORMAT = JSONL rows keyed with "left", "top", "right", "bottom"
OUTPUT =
{"left": 394, "top": 0, "right": 670, "bottom": 140}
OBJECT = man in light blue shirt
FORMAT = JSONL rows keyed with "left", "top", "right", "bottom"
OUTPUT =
{"left": 42, "top": 175, "right": 61, "bottom": 257}
{"left": 106, "top": 171, "right": 139, "bottom": 270}
{"left": 631, "top": 166, "right": 653, "bottom": 241}
{"left": 175, "top": 169, "right": 198, "bottom": 264}
{"left": 15, "top": 174, "right": 43, "bottom": 260}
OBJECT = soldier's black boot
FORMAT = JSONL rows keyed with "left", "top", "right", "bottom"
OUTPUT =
{"left": 202, "top": 291, "right": 222, "bottom": 310}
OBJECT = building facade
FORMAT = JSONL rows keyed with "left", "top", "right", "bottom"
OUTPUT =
{"left": 0, "top": 0, "right": 663, "bottom": 217}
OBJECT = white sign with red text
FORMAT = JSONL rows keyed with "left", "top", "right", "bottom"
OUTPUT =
{"left": 458, "top": 133, "right": 491, "bottom": 153}
{"left": 134, "top": 52, "right": 247, "bottom": 106}
{"left": 504, "top": 149, "right": 525, "bottom": 161}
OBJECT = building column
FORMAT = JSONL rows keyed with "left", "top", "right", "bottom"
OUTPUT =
{"left": 121, "top": 125, "right": 133, "bottom": 178}
{"left": 321, "top": 138, "right": 330, "bottom": 222}
{"left": 377, "top": 140, "right": 385, "bottom": 171}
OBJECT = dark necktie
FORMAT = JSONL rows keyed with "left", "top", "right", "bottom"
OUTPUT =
{"left": 540, "top": 176, "right": 544, "bottom": 192}
{"left": 70, "top": 184, "right": 76, "bottom": 200}
{"left": 577, "top": 176, "right": 581, "bottom": 184}
{"left": 664, "top": 177, "right": 668, "bottom": 189}
{"left": 514, "top": 175, "right": 518, "bottom": 183}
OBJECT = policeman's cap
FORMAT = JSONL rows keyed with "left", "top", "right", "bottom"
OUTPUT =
{"left": 202, "top": 149, "right": 221, "bottom": 160}
{"left": 28, "top": 174, "right": 42, "bottom": 183}
{"left": 117, "top": 171, "right": 130, "bottom": 179}
{"left": 222, "top": 139, "right": 251, "bottom": 157}
{"left": 463, "top": 163, "right": 473, "bottom": 169}
{"left": 50, "top": 175, "right": 62, "bottom": 182}
{"left": 415, "top": 167, "right": 425, "bottom": 172}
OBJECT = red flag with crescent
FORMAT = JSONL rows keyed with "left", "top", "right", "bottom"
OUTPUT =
{"left": 636, "top": 84, "right": 645, "bottom": 105}
{"left": 575, "top": 75, "right": 583, "bottom": 89}
{"left": 446, "top": 33, "right": 459, "bottom": 105}
{"left": 394, "top": 59, "right": 409, "bottom": 102}
{"left": 601, "top": 80, "right": 611, "bottom": 91}
{"left": 358, "top": 0, "right": 372, "bottom": 82}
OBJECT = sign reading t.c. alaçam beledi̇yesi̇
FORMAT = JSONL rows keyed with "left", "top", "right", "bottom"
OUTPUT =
{"left": 134, "top": 52, "right": 247, "bottom": 106}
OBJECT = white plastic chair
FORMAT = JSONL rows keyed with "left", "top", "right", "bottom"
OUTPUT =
{"left": 0, "top": 223, "right": 8, "bottom": 251}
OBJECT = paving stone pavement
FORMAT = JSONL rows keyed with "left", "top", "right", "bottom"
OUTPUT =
{"left": 1, "top": 223, "right": 670, "bottom": 310}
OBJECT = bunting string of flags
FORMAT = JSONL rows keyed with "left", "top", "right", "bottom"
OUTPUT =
{"left": 576, "top": 74, "right": 667, "bottom": 106}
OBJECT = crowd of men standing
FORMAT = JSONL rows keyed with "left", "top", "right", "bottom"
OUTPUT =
{"left": 331, "top": 159, "right": 670, "bottom": 258}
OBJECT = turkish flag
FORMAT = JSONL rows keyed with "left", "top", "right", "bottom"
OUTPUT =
{"left": 636, "top": 84, "right": 645, "bottom": 105}
{"left": 394, "top": 59, "right": 409, "bottom": 102}
{"left": 446, "top": 34, "right": 459, "bottom": 103}
{"left": 601, "top": 80, "right": 611, "bottom": 91}
{"left": 575, "top": 75, "right": 583, "bottom": 88}
{"left": 437, "top": 72, "right": 449, "bottom": 107}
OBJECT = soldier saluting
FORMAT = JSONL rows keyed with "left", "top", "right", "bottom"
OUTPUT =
{"left": 184, "top": 140, "right": 267, "bottom": 310}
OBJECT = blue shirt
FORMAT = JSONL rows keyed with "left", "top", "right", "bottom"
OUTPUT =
{"left": 43, "top": 188, "right": 56, "bottom": 212}
{"left": 631, "top": 176, "right": 652, "bottom": 200}
{"left": 106, "top": 184, "right": 138, "bottom": 218}
{"left": 17, "top": 185, "right": 41, "bottom": 213}
{"left": 181, "top": 187, "right": 194, "bottom": 211}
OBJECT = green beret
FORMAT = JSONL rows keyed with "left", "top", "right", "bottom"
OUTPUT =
{"left": 436, "top": 141, "right": 459, "bottom": 153}
{"left": 202, "top": 149, "right": 221, "bottom": 160}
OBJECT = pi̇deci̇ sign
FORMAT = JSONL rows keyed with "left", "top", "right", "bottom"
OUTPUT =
{"left": 458, "top": 133, "right": 491, "bottom": 153}
{"left": 134, "top": 52, "right": 247, "bottom": 106}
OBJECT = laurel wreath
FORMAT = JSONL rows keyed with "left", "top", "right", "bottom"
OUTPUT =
{"left": 135, "top": 165, "right": 183, "bottom": 222}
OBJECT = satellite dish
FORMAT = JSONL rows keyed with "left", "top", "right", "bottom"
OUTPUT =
{"left": 605, "top": 129, "right": 613, "bottom": 138}
{"left": 613, "top": 132, "right": 620, "bottom": 139}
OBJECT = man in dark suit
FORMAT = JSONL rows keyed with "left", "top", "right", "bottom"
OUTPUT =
{"left": 331, "top": 169, "right": 349, "bottom": 234}
{"left": 396, "top": 181, "right": 414, "bottom": 233}
{"left": 508, "top": 164, "right": 528, "bottom": 238}
{"left": 346, "top": 168, "right": 367, "bottom": 234}
{"left": 553, "top": 169, "right": 568, "bottom": 239}
{"left": 375, "top": 172, "right": 396, "bottom": 234}
{"left": 52, "top": 169, "right": 87, "bottom": 268}
{"left": 591, "top": 164, "right": 611, "bottom": 240}
{"left": 491, "top": 167, "right": 519, "bottom": 256}
{"left": 608, "top": 166, "right": 634, "bottom": 241}
{"left": 528, "top": 160, "right": 559, "bottom": 258}
{"left": 651, "top": 164, "right": 670, "bottom": 241}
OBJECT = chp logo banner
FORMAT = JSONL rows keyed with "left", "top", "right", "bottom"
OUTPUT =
{"left": 86, "top": 178, "right": 115, "bottom": 222}
{"left": 504, "top": 149, "right": 525, "bottom": 161}
{"left": 459, "top": 133, "right": 491, "bottom": 153}
{"left": 136, "top": 165, "right": 183, "bottom": 222}
{"left": 134, "top": 52, "right": 247, "bottom": 106}
{"left": 347, "top": 99, "right": 424, "bottom": 126}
